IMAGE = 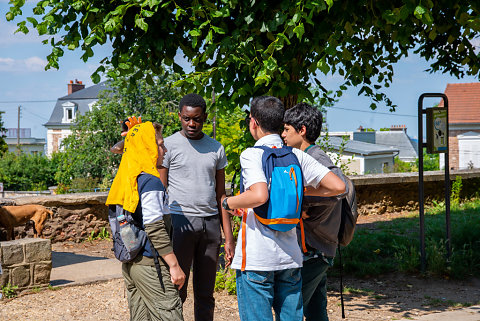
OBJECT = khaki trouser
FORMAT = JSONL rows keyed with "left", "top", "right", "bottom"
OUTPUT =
{"left": 122, "top": 260, "right": 183, "bottom": 321}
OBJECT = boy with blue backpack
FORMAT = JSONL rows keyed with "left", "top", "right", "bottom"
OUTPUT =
{"left": 221, "top": 96, "right": 345, "bottom": 321}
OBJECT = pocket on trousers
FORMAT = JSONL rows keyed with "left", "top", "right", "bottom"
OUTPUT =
{"left": 287, "top": 268, "right": 301, "bottom": 283}
{"left": 246, "top": 271, "right": 270, "bottom": 284}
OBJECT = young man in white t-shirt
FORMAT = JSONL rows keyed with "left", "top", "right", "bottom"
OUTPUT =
{"left": 221, "top": 96, "right": 345, "bottom": 321}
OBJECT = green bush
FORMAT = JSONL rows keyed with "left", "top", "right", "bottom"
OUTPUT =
{"left": 0, "top": 152, "right": 60, "bottom": 190}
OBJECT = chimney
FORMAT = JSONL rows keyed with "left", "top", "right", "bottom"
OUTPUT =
{"left": 67, "top": 79, "right": 85, "bottom": 95}
{"left": 390, "top": 124, "right": 407, "bottom": 133}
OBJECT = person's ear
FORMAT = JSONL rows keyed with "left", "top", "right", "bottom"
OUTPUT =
{"left": 299, "top": 125, "right": 307, "bottom": 137}
{"left": 178, "top": 112, "right": 182, "bottom": 121}
{"left": 203, "top": 112, "right": 208, "bottom": 122}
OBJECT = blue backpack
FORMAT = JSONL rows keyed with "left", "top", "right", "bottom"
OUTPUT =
{"left": 241, "top": 146, "right": 304, "bottom": 232}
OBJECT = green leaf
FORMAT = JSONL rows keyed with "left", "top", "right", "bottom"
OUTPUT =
{"left": 317, "top": 58, "right": 330, "bottom": 74}
{"left": 344, "top": 21, "right": 353, "bottom": 35}
{"left": 91, "top": 72, "right": 101, "bottom": 84}
{"left": 135, "top": 17, "right": 148, "bottom": 32}
{"left": 26, "top": 17, "right": 38, "bottom": 27}
{"left": 142, "top": 10, "right": 155, "bottom": 18}
{"left": 190, "top": 29, "right": 201, "bottom": 37}
{"left": 244, "top": 14, "right": 254, "bottom": 25}
{"left": 414, "top": 5, "right": 426, "bottom": 19}
{"left": 212, "top": 26, "right": 226, "bottom": 34}
{"left": 293, "top": 23, "right": 304, "bottom": 40}
{"left": 264, "top": 57, "right": 278, "bottom": 71}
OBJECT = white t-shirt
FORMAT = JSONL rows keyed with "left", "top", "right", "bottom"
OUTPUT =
{"left": 231, "top": 134, "right": 331, "bottom": 271}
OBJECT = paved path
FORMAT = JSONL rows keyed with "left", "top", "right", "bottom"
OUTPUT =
{"left": 50, "top": 250, "right": 480, "bottom": 320}
{"left": 51, "top": 250, "right": 122, "bottom": 286}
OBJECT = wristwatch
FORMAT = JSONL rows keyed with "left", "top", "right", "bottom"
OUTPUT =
{"left": 222, "top": 197, "right": 231, "bottom": 210}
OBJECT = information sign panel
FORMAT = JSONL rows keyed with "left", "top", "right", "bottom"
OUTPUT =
{"left": 426, "top": 107, "right": 448, "bottom": 154}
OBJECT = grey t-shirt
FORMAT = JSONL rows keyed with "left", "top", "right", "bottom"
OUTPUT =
{"left": 162, "top": 131, "right": 228, "bottom": 216}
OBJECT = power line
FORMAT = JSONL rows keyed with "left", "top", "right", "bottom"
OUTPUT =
{"left": 0, "top": 100, "right": 57, "bottom": 103}
{"left": 328, "top": 106, "right": 417, "bottom": 118}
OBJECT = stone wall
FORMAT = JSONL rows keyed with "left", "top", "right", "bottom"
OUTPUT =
{"left": 0, "top": 193, "right": 108, "bottom": 243}
{"left": 351, "top": 169, "right": 480, "bottom": 215}
{"left": 0, "top": 169, "right": 479, "bottom": 242}
{"left": 0, "top": 238, "right": 52, "bottom": 291}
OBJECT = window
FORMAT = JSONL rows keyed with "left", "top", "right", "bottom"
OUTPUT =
{"left": 62, "top": 102, "right": 77, "bottom": 123}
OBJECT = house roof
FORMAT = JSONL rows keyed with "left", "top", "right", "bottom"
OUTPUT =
{"left": 44, "top": 82, "right": 109, "bottom": 127}
{"left": 375, "top": 131, "right": 418, "bottom": 161}
{"left": 438, "top": 82, "right": 480, "bottom": 124}
{"left": 321, "top": 136, "right": 398, "bottom": 156}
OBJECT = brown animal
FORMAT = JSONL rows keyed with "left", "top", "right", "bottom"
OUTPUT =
{"left": 0, "top": 205, "right": 54, "bottom": 241}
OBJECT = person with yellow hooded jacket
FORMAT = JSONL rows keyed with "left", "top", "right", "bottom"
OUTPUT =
{"left": 106, "top": 121, "right": 185, "bottom": 321}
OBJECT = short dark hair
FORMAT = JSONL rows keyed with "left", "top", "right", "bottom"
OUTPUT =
{"left": 250, "top": 96, "right": 284, "bottom": 133}
{"left": 121, "top": 118, "right": 129, "bottom": 133}
{"left": 179, "top": 93, "right": 207, "bottom": 113}
{"left": 283, "top": 102, "right": 323, "bottom": 143}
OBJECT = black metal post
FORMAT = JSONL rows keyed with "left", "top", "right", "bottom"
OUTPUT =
{"left": 418, "top": 95, "right": 426, "bottom": 273}
{"left": 418, "top": 93, "right": 451, "bottom": 272}
{"left": 443, "top": 97, "right": 451, "bottom": 259}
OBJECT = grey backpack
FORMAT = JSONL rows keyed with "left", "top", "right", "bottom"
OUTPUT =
{"left": 108, "top": 205, "right": 147, "bottom": 263}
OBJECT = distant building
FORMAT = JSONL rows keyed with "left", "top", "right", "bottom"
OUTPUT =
{"left": 438, "top": 83, "right": 480, "bottom": 170}
{"left": 320, "top": 136, "right": 398, "bottom": 175}
{"left": 3, "top": 128, "right": 46, "bottom": 155}
{"left": 353, "top": 125, "right": 418, "bottom": 163}
{"left": 43, "top": 79, "right": 108, "bottom": 156}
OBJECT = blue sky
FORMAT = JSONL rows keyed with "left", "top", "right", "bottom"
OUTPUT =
{"left": 1, "top": 1, "right": 478, "bottom": 140}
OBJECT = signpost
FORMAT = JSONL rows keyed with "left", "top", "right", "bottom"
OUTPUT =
{"left": 418, "top": 94, "right": 451, "bottom": 273}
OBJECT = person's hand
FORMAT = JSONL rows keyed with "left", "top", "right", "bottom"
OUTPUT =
{"left": 169, "top": 264, "right": 186, "bottom": 290}
{"left": 121, "top": 116, "right": 142, "bottom": 136}
{"left": 224, "top": 239, "right": 235, "bottom": 268}
{"left": 302, "top": 210, "right": 310, "bottom": 219}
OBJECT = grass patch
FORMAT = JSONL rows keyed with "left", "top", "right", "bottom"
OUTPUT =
{"left": 335, "top": 198, "right": 480, "bottom": 279}
{"left": 423, "top": 295, "right": 475, "bottom": 308}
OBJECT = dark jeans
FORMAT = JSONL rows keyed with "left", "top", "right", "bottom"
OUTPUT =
{"left": 171, "top": 214, "right": 221, "bottom": 321}
{"left": 301, "top": 256, "right": 333, "bottom": 321}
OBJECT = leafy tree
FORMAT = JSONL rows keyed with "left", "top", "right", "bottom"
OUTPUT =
{"left": 56, "top": 73, "right": 183, "bottom": 185}
{"left": 6, "top": 1, "right": 480, "bottom": 110}
{"left": 416, "top": 148, "right": 440, "bottom": 171}
{"left": 0, "top": 111, "right": 7, "bottom": 155}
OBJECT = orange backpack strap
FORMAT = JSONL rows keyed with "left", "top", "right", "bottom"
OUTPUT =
{"left": 299, "top": 218, "right": 308, "bottom": 253}
{"left": 241, "top": 211, "right": 248, "bottom": 271}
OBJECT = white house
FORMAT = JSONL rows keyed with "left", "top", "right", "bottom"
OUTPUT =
{"left": 43, "top": 80, "right": 108, "bottom": 156}
{"left": 438, "top": 83, "right": 480, "bottom": 170}
{"left": 320, "top": 136, "right": 398, "bottom": 175}
{"left": 3, "top": 128, "right": 46, "bottom": 155}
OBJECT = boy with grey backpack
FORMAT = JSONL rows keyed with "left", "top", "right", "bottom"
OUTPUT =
{"left": 283, "top": 103, "right": 358, "bottom": 321}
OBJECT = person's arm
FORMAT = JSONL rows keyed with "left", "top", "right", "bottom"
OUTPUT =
{"left": 110, "top": 140, "right": 125, "bottom": 154}
{"left": 305, "top": 171, "right": 346, "bottom": 197}
{"left": 215, "top": 169, "right": 235, "bottom": 267}
{"left": 158, "top": 166, "right": 169, "bottom": 188}
{"left": 144, "top": 220, "right": 185, "bottom": 289}
{"left": 222, "top": 182, "right": 268, "bottom": 210}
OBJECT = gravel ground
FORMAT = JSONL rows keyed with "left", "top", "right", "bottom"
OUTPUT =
{"left": 1, "top": 211, "right": 479, "bottom": 321}
{"left": 1, "top": 273, "right": 478, "bottom": 321}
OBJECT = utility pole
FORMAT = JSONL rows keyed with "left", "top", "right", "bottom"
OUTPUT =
{"left": 17, "top": 105, "right": 21, "bottom": 153}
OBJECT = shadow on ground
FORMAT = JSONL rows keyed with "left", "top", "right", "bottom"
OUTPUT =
{"left": 52, "top": 251, "right": 108, "bottom": 268}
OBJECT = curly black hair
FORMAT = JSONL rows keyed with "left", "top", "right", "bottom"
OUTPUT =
{"left": 283, "top": 102, "right": 323, "bottom": 144}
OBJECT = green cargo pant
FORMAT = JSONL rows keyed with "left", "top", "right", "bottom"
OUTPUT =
{"left": 122, "top": 261, "right": 183, "bottom": 321}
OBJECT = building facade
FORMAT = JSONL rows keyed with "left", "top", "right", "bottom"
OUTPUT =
{"left": 43, "top": 80, "right": 107, "bottom": 156}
